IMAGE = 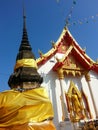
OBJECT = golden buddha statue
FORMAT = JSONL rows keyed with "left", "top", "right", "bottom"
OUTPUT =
{"left": 70, "top": 88, "right": 85, "bottom": 121}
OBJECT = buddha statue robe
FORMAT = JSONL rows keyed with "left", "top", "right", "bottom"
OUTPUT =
{"left": 0, "top": 87, "right": 56, "bottom": 130}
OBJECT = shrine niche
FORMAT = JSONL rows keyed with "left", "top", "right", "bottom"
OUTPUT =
{"left": 66, "top": 81, "right": 86, "bottom": 122}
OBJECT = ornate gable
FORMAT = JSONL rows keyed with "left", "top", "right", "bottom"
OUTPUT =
{"left": 53, "top": 49, "right": 85, "bottom": 76}
{"left": 37, "top": 27, "right": 98, "bottom": 73}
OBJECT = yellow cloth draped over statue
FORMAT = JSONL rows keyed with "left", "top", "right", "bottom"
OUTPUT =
{"left": 0, "top": 87, "right": 56, "bottom": 130}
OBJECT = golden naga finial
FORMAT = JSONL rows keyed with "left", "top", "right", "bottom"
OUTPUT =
{"left": 51, "top": 41, "right": 56, "bottom": 48}
{"left": 38, "top": 49, "right": 44, "bottom": 58}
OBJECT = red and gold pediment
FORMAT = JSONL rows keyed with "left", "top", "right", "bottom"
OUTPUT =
{"left": 52, "top": 44, "right": 86, "bottom": 76}
{"left": 61, "top": 54, "right": 85, "bottom": 76}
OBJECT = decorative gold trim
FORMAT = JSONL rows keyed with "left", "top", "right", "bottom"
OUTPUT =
{"left": 73, "top": 46, "right": 92, "bottom": 66}
{"left": 85, "top": 72, "right": 91, "bottom": 81}
{"left": 57, "top": 69, "right": 64, "bottom": 79}
{"left": 58, "top": 45, "right": 73, "bottom": 63}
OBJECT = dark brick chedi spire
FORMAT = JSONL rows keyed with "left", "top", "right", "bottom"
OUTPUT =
{"left": 8, "top": 14, "right": 43, "bottom": 89}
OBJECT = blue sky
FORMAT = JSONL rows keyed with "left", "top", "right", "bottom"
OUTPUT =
{"left": 0, "top": 0, "right": 98, "bottom": 91}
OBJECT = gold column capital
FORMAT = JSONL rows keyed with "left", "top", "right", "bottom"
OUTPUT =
{"left": 85, "top": 72, "right": 91, "bottom": 81}
{"left": 57, "top": 68, "right": 64, "bottom": 79}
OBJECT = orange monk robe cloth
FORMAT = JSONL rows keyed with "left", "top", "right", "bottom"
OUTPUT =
{"left": 0, "top": 87, "right": 56, "bottom": 130}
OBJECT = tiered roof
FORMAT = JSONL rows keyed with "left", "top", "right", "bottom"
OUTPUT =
{"left": 37, "top": 27, "right": 98, "bottom": 74}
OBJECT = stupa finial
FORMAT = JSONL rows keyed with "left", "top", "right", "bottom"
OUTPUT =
{"left": 19, "top": 4, "right": 31, "bottom": 52}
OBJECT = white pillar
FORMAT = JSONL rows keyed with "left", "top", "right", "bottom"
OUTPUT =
{"left": 59, "top": 79, "right": 69, "bottom": 120}
{"left": 57, "top": 69, "right": 74, "bottom": 130}
{"left": 85, "top": 72, "right": 98, "bottom": 118}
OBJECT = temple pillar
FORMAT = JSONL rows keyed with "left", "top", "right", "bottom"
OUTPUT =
{"left": 85, "top": 72, "right": 98, "bottom": 118}
{"left": 57, "top": 68, "right": 73, "bottom": 130}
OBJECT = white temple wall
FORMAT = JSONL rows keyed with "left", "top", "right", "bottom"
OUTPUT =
{"left": 38, "top": 65, "right": 62, "bottom": 129}
{"left": 89, "top": 71, "right": 98, "bottom": 117}
{"left": 42, "top": 71, "right": 63, "bottom": 130}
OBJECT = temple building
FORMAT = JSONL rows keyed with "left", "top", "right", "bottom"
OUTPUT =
{"left": 37, "top": 27, "right": 98, "bottom": 130}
